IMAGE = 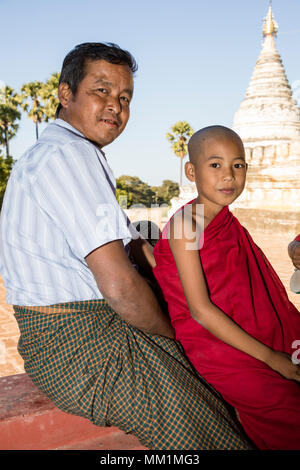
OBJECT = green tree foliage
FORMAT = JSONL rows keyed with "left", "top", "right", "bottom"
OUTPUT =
{"left": 20, "top": 73, "right": 60, "bottom": 140}
{"left": 0, "top": 86, "right": 19, "bottom": 207}
{"left": 116, "top": 177, "right": 133, "bottom": 208}
{"left": 151, "top": 179, "right": 179, "bottom": 205}
{"left": 40, "top": 72, "right": 60, "bottom": 120}
{"left": 19, "top": 81, "right": 47, "bottom": 140}
{"left": 0, "top": 152, "right": 14, "bottom": 207}
{"left": 116, "top": 175, "right": 155, "bottom": 208}
{"left": 116, "top": 176, "right": 179, "bottom": 208}
{"left": 0, "top": 86, "right": 21, "bottom": 158}
{"left": 166, "top": 121, "right": 194, "bottom": 187}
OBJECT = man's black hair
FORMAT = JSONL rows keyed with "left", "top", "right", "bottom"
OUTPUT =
{"left": 56, "top": 42, "right": 138, "bottom": 117}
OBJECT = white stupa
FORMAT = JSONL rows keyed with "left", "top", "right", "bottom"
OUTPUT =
{"left": 233, "top": 4, "right": 300, "bottom": 145}
{"left": 231, "top": 2, "right": 300, "bottom": 214}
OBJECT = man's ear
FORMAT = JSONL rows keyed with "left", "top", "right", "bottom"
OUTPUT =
{"left": 185, "top": 161, "right": 195, "bottom": 182}
{"left": 58, "top": 83, "right": 73, "bottom": 110}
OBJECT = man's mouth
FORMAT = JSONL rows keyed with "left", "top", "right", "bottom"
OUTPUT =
{"left": 100, "top": 118, "right": 119, "bottom": 128}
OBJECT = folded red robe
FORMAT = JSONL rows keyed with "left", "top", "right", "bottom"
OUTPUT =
{"left": 153, "top": 203, "right": 300, "bottom": 450}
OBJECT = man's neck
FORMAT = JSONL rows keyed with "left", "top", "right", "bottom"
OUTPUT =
{"left": 57, "top": 113, "right": 104, "bottom": 153}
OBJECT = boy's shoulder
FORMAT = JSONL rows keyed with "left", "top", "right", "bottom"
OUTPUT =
{"left": 160, "top": 199, "right": 205, "bottom": 251}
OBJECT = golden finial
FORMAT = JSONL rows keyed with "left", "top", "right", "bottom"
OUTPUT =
{"left": 263, "top": 1, "right": 278, "bottom": 37}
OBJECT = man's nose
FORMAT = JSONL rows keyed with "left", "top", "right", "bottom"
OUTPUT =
{"left": 107, "top": 95, "right": 121, "bottom": 114}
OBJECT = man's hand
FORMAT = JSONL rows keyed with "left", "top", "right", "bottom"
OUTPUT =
{"left": 85, "top": 239, "right": 174, "bottom": 339}
{"left": 288, "top": 240, "right": 300, "bottom": 270}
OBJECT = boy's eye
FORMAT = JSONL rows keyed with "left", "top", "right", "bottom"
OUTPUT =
{"left": 234, "top": 163, "right": 245, "bottom": 168}
{"left": 120, "top": 96, "right": 130, "bottom": 104}
{"left": 210, "top": 162, "right": 220, "bottom": 168}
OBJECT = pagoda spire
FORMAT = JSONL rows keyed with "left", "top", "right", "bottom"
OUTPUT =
{"left": 263, "top": 1, "right": 278, "bottom": 38}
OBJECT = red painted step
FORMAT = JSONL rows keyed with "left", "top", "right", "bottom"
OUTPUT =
{"left": 56, "top": 430, "right": 147, "bottom": 450}
{"left": 0, "top": 373, "right": 146, "bottom": 450}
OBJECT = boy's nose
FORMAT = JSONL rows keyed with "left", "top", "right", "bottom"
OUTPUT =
{"left": 223, "top": 169, "right": 235, "bottom": 181}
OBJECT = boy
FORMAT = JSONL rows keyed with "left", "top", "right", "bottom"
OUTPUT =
{"left": 153, "top": 125, "right": 300, "bottom": 450}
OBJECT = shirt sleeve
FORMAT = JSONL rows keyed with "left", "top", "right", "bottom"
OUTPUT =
{"left": 32, "top": 140, "right": 139, "bottom": 260}
{"left": 295, "top": 235, "right": 300, "bottom": 242}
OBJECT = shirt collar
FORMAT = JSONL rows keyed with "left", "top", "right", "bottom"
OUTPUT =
{"left": 53, "top": 118, "right": 107, "bottom": 159}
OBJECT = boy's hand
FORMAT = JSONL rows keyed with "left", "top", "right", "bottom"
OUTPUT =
{"left": 266, "top": 350, "right": 300, "bottom": 382}
{"left": 288, "top": 241, "right": 300, "bottom": 270}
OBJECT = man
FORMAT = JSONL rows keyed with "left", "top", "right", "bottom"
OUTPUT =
{"left": 0, "top": 43, "right": 253, "bottom": 450}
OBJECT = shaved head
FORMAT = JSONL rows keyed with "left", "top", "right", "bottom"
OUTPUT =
{"left": 188, "top": 125, "right": 244, "bottom": 165}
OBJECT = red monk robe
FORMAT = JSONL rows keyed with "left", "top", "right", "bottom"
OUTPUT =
{"left": 153, "top": 203, "right": 300, "bottom": 450}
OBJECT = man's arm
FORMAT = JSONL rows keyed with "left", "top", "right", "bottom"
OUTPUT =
{"left": 85, "top": 239, "right": 174, "bottom": 338}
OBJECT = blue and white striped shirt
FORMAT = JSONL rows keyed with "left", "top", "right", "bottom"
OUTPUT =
{"left": 0, "top": 119, "right": 139, "bottom": 306}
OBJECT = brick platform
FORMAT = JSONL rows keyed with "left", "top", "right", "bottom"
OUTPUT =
{"left": 0, "top": 284, "right": 24, "bottom": 377}
{"left": 0, "top": 373, "right": 146, "bottom": 450}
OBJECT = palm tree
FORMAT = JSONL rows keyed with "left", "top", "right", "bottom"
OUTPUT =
{"left": 0, "top": 106, "right": 20, "bottom": 158}
{"left": 166, "top": 121, "right": 194, "bottom": 187}
{"left": 0, "top": 86, "right": 19, "bottom": 207}
{"left": 19, "top": 81, "right": 46, "bottom": 140}
{"left": 0, "top": 151, "right": 14, "bottom": 207}
{"left": 0, "top": 86, "right": 21, "bottom": 158}
{"left": 41, "top": 72, "right": 60, "bottom": 120}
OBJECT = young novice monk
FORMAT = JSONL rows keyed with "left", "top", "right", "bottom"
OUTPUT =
{"left": 153, "top": 125, "right": 300, "bottom": 450}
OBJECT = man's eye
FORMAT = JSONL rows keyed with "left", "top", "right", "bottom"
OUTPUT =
{"left": 97, "top": 88, "right": 107, "bottom": 93}
{"left": 120, "top": 96, "right": 130, "bottom": 103}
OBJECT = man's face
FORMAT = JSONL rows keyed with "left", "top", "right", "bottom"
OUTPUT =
{"left": 59, "top": 59, "right": 133, "bottom": 148}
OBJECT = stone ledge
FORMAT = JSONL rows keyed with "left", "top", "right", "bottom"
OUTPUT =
{"left": 232, "top": 207, "right": 300, "bottom": 235}
{"left": 0, "top": 373, "right": 146, "bottom": 450}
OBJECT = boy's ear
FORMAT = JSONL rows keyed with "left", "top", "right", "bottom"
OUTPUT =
{"left": 185, "top": 161, "right": 196, "bottom": 182}
{"left": 246, "top": 162, "right": 248, "bottom": 172}
{"left": 58, "top": 83, "right": 73, "bottom": 110}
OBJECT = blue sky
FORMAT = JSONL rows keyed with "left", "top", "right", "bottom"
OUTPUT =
{"left": 1, "top": 0, "right": 300, "bottom": 185}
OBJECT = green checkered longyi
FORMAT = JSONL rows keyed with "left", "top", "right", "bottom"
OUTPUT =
{"left": 13, "top": 299, "right": 254, "bottom": 450}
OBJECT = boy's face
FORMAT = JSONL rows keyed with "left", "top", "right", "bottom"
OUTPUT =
{"left": 185, "top": 135, "right": 247, "bottom": 213}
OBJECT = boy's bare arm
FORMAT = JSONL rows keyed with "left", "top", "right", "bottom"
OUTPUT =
{"left": 288, "top": 240, "right": 300, "bottom": 270}
{"left": 169, "top": 218, "right": 300, "bottom": 381}
{"left": 85, "top": 239, "right": 174, "bottom": 339}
